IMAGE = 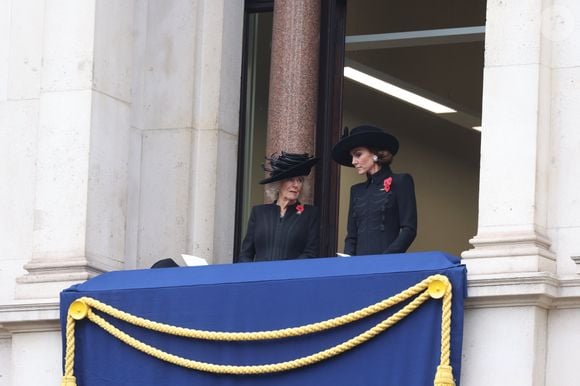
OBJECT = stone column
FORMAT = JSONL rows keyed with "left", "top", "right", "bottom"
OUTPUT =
{"left": 124, "top": 0, "right": 243, "bottom": 268}
{"left": 461, "top": 0, "right": 555, "bottom": 275}
{"left": 15, "top": 0, "right": 118, "bottom": 299}
{"left": 265, "top": 0, "right": 321, "bottom": 203}
{"left": 14, "top": 0, "right": 137, "bottom": 300}
{"left": 460, "top": 2, "right": 558, "bottom": 386}
{"left": 188, "top": 0, "right": 244, "bottom": 264}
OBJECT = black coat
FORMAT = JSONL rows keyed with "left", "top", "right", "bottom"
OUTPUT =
{"left": 344, "top": 166, "right": 417, "bottom": 256}
{"left": 238, "top": 202, "right": 320, "bottom": 262}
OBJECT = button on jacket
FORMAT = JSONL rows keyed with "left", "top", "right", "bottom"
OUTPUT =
{"left": 238, "top": 202, "right": 320, "bottom": 262}
{"left": 344, "top": 166, "right": 417, "bottom": 256}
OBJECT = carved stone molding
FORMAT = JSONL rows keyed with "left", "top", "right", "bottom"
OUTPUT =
{"left": 0, "top": 301, "right": 60, "bottom": 334}
{"left": 461, "top": 230, "right": 556, "bottom": 275}
{"left": 466, "top": 271, "right": 580, "bottom": 309}
{"left": 15, "top": 257, "right": 104, "bottom": 300}
{"left": 571, "top": 255, "right": 580, "bottom": 274}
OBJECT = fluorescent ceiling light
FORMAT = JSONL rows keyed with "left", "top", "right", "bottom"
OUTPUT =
{"left": 344, "top": 66, "right": 457, "bottom": 114}
{"left": 472, "top": 126, "right": 481, "bottom": 131}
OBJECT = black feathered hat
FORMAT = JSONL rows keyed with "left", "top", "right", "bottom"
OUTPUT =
{"left": 331, "top": 125, "right": 399, "bottom": 167}
{"left": 259, "top": 152, "right": 319, "bottom": 185}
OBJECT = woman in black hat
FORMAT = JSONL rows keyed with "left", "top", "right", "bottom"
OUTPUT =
{"left": 332, "top": 125, "right": 417, "bottom": 256}
{"left": 238, "top": 152, "right": 320, "bottom": 262}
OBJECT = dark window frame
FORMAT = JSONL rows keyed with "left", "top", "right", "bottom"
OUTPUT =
{"left": 234, "top": 0, "right": 346, "bottom": 261}
{"left": 245, "top": 0, "right": 274, "bottom": 13}
{"left": 315, "top": 0, "right": 346, "bottom": 257}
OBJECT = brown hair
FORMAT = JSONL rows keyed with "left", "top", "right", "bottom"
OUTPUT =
{"left": 371, "top": 148, "right": 394, "bottom": 166}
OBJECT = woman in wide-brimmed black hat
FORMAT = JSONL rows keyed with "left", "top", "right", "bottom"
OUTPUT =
{"left": 238, "top": 151, "right": 320, "bottom": 262}
{"left": 332, "top": 125, "right": 417, "bottom": 256}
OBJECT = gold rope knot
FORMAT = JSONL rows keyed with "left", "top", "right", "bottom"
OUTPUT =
{"left": 69, "top": 299, "right": 89, "bottom": 320}
{"left": 60, "top": 375, "right": 77, "bottom": 386}
{"left": 427, "top": 278, "right": 448, "bottom": 299}
{"left": 434, "top": 364, "right": 455, "bottom": 386}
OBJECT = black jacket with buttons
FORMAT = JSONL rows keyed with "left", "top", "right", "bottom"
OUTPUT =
{"left": 238, "top": 202, "right": 320, "bottom": 262}
{"left": 344, "top": 166, "right": 417, "bottom": 256}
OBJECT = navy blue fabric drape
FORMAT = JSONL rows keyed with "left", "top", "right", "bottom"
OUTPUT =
{"left": 61, "top": 252, "right": 466, "bottom": 386}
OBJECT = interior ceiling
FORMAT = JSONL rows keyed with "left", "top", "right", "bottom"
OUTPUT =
{"left": 346, "top": 0, "right": 487, "bottom": 35}
{"left": 343, "top": 0, "right": 486, "bottom": 160}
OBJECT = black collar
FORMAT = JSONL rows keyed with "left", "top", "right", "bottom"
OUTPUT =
{"left": 272, "top": 200, "right": 301, "bottom": 208}
{"left": 366, "top": 166, "right": 392, "bottom": 187}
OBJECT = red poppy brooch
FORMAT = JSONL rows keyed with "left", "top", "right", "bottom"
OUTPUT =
{"left": 296, "top": 204, "right": 304, "bottom": 215}
{"left": 382, "top": 177, "right": 393, "bottom": 192}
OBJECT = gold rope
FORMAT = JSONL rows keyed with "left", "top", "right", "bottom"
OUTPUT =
{"left": 87, "top": 291, "right": 430, "bottom": 374}
{"left": 61, "top": 314, "right": 77, "bottom": 386}
{"left": 62, "top": 274, "right": 455, "bottom": 384}
{"left": 434, "top": 277, "right": 455, "bottom": 386}
{"left": 75, "top": 275, "right": 436, "bottom": 341}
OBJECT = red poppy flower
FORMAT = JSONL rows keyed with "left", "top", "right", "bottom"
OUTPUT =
{"left": 383, "top": 177, "right": 393, "bottom": 192}
{"left": 296, "top": 204, "right": 304, "bottom": 214}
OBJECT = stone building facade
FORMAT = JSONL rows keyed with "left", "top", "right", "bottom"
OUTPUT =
{"left": 1, "top": 1, "right": 579, "bottom": 385}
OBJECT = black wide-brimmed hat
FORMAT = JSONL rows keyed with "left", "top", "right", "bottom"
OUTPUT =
{"left": 259, "top": 151, "right": 319, "bottom": 185}
{"left": 331, "top": 125, "right": 399, "bottom": 167}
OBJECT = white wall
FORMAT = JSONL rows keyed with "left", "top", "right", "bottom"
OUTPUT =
{"left": 10, "top": 330, "right": 61, "bottom": 386}
{"left": 0, "top": 334, "right": 11, "bottom": 386}
{"left": 548, "top": 0, "right": 580, "bottom": 275}
{"left": 0, "top": 0, "right": 43, "bottom": 303}
{"left": 463, "top": 306, "right": 548, "bottom": 386}
{"left": 545, "top": 308, "right": 580, "bottom": 386}
{"left": 0, "top": 0, "right": 243, "bottom": 385}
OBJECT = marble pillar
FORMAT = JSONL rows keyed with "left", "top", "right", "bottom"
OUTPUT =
{"left": 265, "top": 0, "right": 321, "bottom": 203}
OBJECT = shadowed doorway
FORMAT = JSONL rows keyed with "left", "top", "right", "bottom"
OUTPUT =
{"left": 337, "top": 0, "right": 485, "bottom": 256}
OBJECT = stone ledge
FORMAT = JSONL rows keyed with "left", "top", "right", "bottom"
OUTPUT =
{"left": 15, "top": 257, "right": 105, "bottom": 299}
{"left": 18, "top": 257, "right": 104, "bottom": 283}
{"left": 0, "top": 300, "right": 60, "bottom": 333}
{"left": 461, "top": 229, "right": 557, "bottom": 274}
{"left": 2, "top": 272, "right": 580, "bottom": 334}
{"left": 466, "top": 272, "right": 580, "bottom": 309}
{"left": 572, "top": 255, "right": 580, "bottom": 274}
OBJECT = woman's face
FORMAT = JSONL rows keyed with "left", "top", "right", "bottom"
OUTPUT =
{"left": 279, "top": 176, "right": 304, "bottom": 202}
{"left": 350, "top": 146, "right": 379, "bottom": 175}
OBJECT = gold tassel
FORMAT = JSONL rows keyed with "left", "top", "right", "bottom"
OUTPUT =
{"left": 434, "top": 365, "right": 455, "bottom": 386}
{"left": 60, "top": 375, "right": 77, "bottom": 386}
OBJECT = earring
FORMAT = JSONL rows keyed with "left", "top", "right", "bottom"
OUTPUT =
{"left": 372, "top": 155, "right": 378, "bottom": 162}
